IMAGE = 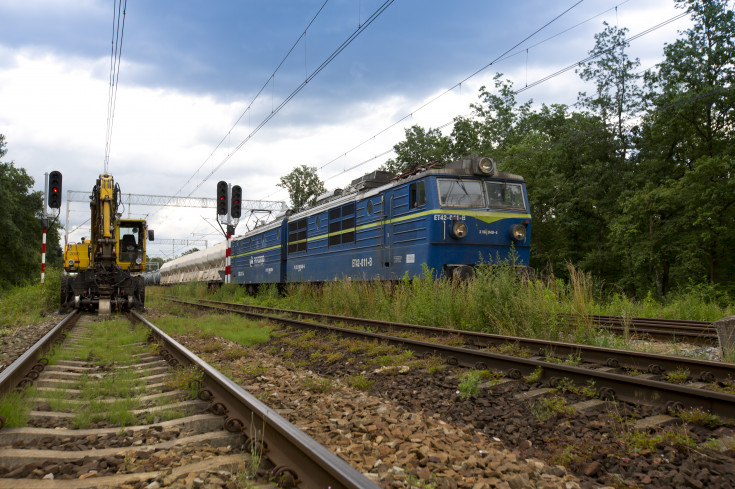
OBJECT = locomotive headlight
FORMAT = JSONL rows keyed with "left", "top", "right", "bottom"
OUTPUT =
{"left": 68, "top": 259, "right": 74, "bottom": 267}
{"left": 510, "top": 224, "right": 526, "bottom": 241}
{"left": 135, "top": 257, "right": 142, "bottom": 265}
{"left": 477, "top": 157, "right": 496, "bottom": 175}
{"left": 450, "top": 221, "right": 468, "bottom": 239}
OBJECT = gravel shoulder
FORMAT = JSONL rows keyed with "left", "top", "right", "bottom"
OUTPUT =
{"left": 4, "top": 310, "right": 735, "bottom": 489}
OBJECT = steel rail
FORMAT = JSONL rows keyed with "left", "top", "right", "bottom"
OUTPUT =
{"left": 129, "top": 311, "right": 379, "bottom": 489}
{"left": 179, "top": 298, "right": 734, "bottom": 383}
{"left": 591, "top": 314, "right": 714, "bottom": 329}
{"left": 0, "top": 310, "right": 81, "bottom": 429}
{"left": 0, "top": 310, "right": 80, "bottom": 397}
{"left": 167, "top": 298, "right": 735, "bottom": 419}
{"left": 559, "top": 313, "right": 717, "bottom": 344}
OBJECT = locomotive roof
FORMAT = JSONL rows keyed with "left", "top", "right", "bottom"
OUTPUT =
{"left": 231, "top": 165, "right": 526, "bottom": 240}
{"left": 291, "top": 167, "right": 525, "bottom": 220}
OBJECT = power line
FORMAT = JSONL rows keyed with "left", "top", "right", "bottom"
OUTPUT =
{"left": 103, "top": 0, "right": 128, "bottom": 174}
{"left": 312, "top": 0, "right": 590, "bottom": 177}
{"left": 313, "top": 12, "right": 693, "bottom": 185}
{"left": 515, "top": 12, "right": 688, "bottom": 95}
{"left": 170, "top": 0, "right": 331, "bottom": 201}
{"left": 183, "top": 0, "right": 397, "bottom": 198}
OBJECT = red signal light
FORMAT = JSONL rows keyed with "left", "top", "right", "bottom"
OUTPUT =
{"left": 48, "top": 171, "right": 62, "bottom": 208}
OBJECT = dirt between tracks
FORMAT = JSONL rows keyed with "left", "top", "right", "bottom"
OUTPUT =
{"left": 178, "top": 325, "right": 735, "bottom": 489}
{"left": 5, "top": 313, "right": 734, "bottom": 489}
{"left": 0, "top": 316, "right": 61, "bottom": 375}
{"left": 178, "top": 332, "right": 580, "bottom": 489}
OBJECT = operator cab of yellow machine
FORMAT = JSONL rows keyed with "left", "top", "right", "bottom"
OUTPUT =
{"left": 117, "top": 219, "right": 154, "bottom": 272}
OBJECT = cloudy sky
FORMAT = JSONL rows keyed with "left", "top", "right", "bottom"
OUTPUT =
{"left": 0, "top": 0, "right": 692, "bottom": 259}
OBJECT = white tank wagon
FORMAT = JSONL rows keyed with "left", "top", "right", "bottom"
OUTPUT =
{"left": 159, "top": 242, "right": 227, "bottom": 285}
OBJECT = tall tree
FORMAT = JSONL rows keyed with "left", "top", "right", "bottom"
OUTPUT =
{"left": 614, "top": 0, "right": 735, "bottom": 294}
{"left": 277, "top": 165, "right": 326, "bottom": 212}
{"left": 577, "top": 22, "right": 643, "bottom": 163}
{"left": 0, "top": 134, "right": 62, "bottom": 289}
{"left": 573, "top": 22, "right": 645, "bottom": 291}
{"left": 380, "top": 125, "right": 452, "bottom": 175}
{"left": 470, "top": 74, "right": 533, "bottom": 157}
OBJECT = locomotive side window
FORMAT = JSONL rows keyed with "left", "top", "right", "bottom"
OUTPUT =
{"left": 329, "top": 202, "right": 356, "bottom": 246}
{"left": 437, "top": 179, "right": 484, "bottom": 207}
{"left": 288, "top": 218, "right": 307, "bottom": 253}
{"left": 409, "top": 181, "right": 426, "bottom": 208}
{"left": 485, "top": 181, "right": 526, "bottom": 210}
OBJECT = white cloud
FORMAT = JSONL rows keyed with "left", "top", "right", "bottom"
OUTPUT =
{"left": 0, "top": 0, "right": 694, "bottom": 258}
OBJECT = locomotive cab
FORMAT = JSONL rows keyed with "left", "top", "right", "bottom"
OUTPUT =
{"left": 426, "top": 155, "right": 531, "bottom": 278}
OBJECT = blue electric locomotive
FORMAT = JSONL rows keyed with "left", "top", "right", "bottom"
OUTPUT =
{"left": 231, "top": 154, "right": 531, "bottom": 285}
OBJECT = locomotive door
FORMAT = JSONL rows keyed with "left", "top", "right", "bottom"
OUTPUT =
{"left": 382, "top": 195, "right": 393, "bottom": 272}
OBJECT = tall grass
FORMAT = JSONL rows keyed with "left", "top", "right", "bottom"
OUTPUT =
{"left": 151, "top": 263, "right": 733, "bottom": 344}
{"left": 153, "top": 313, "right": 271, "bottom": 346}
{"left": 0, "top": 267, "right": 62, "bottom": 327}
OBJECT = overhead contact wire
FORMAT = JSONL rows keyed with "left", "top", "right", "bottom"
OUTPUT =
{"left": 184, "top": 0, "right": 396, "bottom": 197}
{"left": 170, "top": 0, "right": 331, "bottom": 200}
{"left": 103, "top": 0, "right": 127, "bottom": 173}
{"left": 312, "top": 11, "right": 691, "bottom": 187}
{"left": 316, "top": 0, "right": 586, "bottom": 174}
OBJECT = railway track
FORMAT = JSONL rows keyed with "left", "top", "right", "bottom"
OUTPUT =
{"left": 0, "top": 311, "right": 379, "bottom": 488}
{"left": 168, "top": 297, "right": 735, "bottom": 420}
{"left": 563, "top": 313, "right": 717, "bottom": 345}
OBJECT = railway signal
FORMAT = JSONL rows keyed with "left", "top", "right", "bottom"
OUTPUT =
{"left": 48, "top": 171, "right": 62, "bottom": 208}
{"left": 230, "top": 185, "right": 242, "bottom": 219}
{"left": 216, "top": 181, "right": 228, "bottom": 215}
{"left": 215, "top": 180, "right": 240, "bottom": 284}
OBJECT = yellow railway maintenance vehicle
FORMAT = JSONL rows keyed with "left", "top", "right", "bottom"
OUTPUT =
{"left": 61, "top": 174, "right": 154, "bottom": 315}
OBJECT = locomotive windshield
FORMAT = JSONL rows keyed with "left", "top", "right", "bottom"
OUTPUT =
{"left": 485, "top": 181, "right": 526, "bottom": 210}
{"left": 437, "top": 179, "right": 485, "bottom": 207}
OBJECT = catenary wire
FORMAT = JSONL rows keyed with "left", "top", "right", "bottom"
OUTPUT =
{"left": 103, "top": 0, "right": 127, "bottom": 174}
{"left": 312, "top": 0, "right": 641, "bottom": 178}
{"left": 183, "top": 0, "right": 396, "bottom": 197}
{"left": 169, "top": 0, "right": 331, "bottom": 201}
{"left": 310, "top": 12, "right": 694, "bottom": 188}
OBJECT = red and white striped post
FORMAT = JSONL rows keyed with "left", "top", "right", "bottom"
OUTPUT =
{"left": 225, "top": 232, "right": 232, "bottom": 284}
{"left": 41, "top": 225, "right": 47, "bottom": 284}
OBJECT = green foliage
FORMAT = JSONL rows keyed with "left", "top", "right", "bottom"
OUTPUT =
{"left": 673, "top": 407, "right": 723, "bottom": 429}
{"left": 301, "top": 376, "right": 332, "bottom": 392}
{"left": 380, "top": 125, "right": 453, "bottom": 174}
{"left": 457, "top": 369, "right": 501, "bottom": 399}
{"left": 345, "top": 374, "right": 373, "bottom": 391}
{"left": 664, "top": 367, "right": 690, "bottom": 384}
{"left": 457, "top": 371, "right": 481, "bottom": 399}
{"left": 0, "top": 390, "right": 32, "bottom": 428}
{"left": 622, "top": 427, "right": 697, "bottom": 454}
{"left": 153, "top": 313, "right": 271, "bottom": 347}
{"left": 530, "top": 396, "right": 575, "bottom": 422}
{"left": 0, "top": 267, "right": 63, "bottom": 326}
{"left": 419, "top": 354, "right": 445, "bottom": 375}
{"left": 374, "top": 3, "right": 735, "bottom": 297}
{"left": 277, "top": 165, "right": 326, "bottom": 212}
{"left": 165, "top": 365, "right": 204, "bottom": 398}
{"left": 0, "top": 134, "right": 63, "bottom": 290}
{"left": 51, "top": 319, "right": 150, "bottom": 365}
{"left": 525, "top": 367, "right": 544, "bottom": 384}
{"left": 167, "top": 260, "right": 732, "bottom": 353}
{"left": 551, "top": 378, "right": 598, "bottom": 399}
